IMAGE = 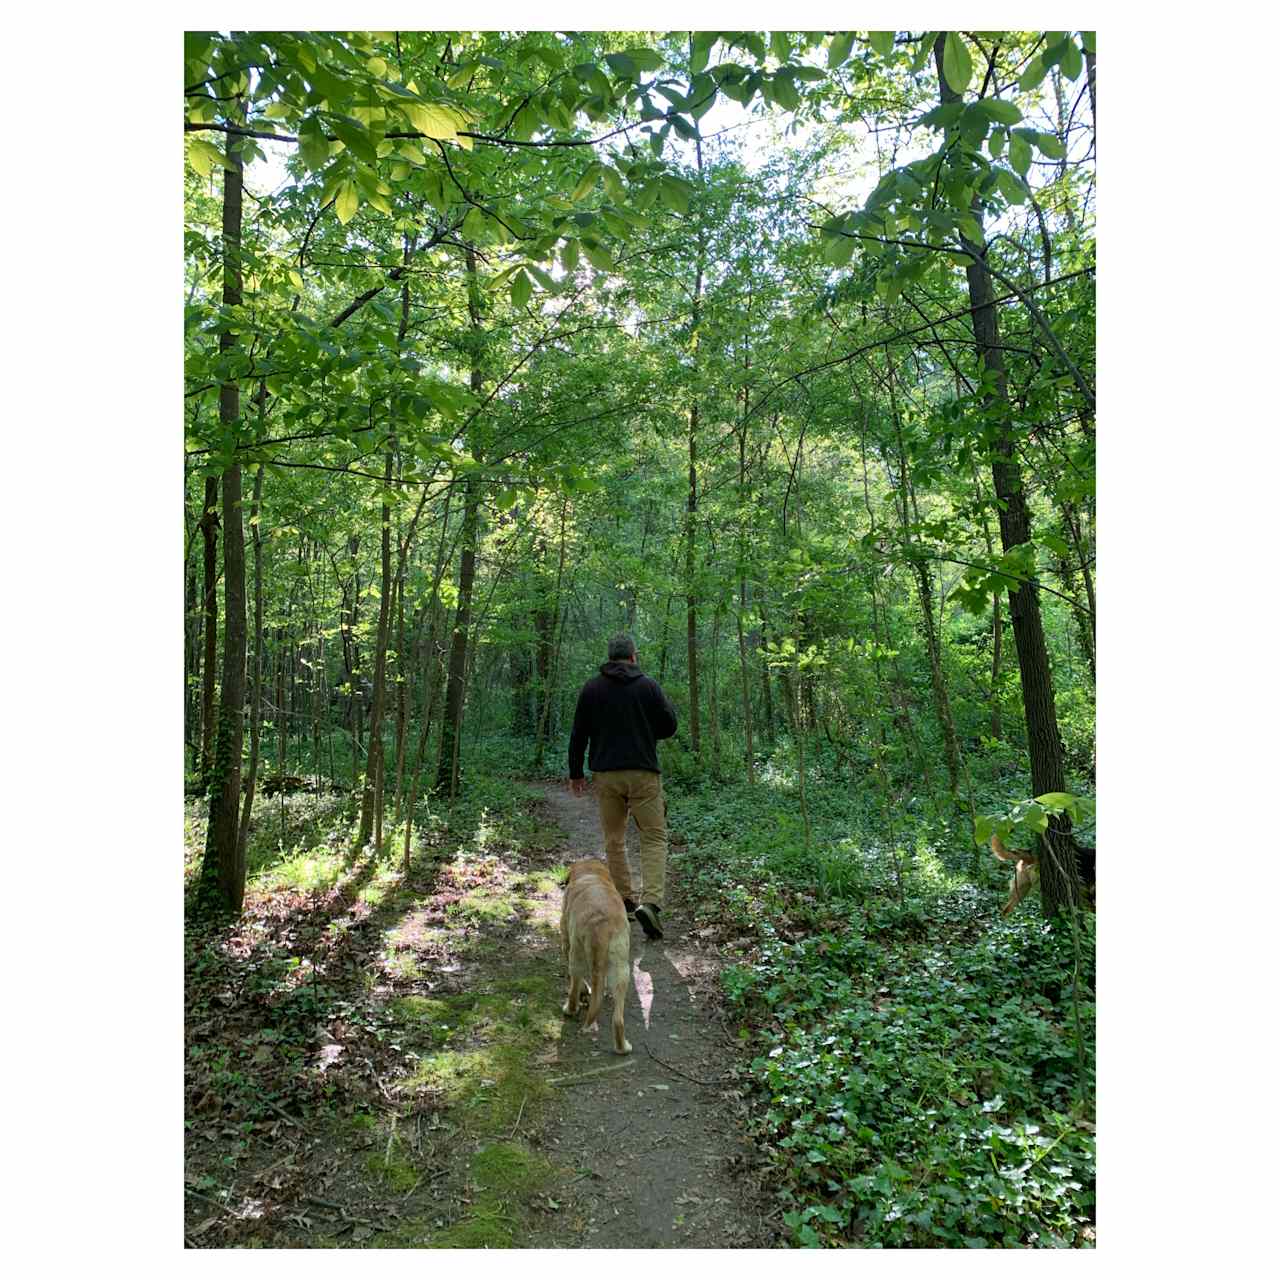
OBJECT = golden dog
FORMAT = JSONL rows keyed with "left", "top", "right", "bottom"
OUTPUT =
{"left": 991, "top": 834, "right": 1039, "bottom": 916}
{"left": 560, "top": 859, "right": 632, "bottom": 1054}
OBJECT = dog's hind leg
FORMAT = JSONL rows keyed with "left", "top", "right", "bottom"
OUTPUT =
{"left": 610, "top": 977, "right": 631, "bottom": 1054}
{"left": 582, "top": 940, "right": 607, "bottom": 1035}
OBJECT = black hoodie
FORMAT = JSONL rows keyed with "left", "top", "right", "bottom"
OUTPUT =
{"left": 567, "top": 661, "right": 678, "bottom": 779}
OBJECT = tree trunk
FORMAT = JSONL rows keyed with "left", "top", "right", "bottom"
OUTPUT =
{"left": 888, "top": 367, "right": 964, "bottom": 806}
{"left": 934, "top": 33, "right": 1080, "bottom": 914}
{"left": 684, "top": 132, "right": 706, "bottom": 765}
{"left": 709, "top": 600, "right": 722, "bottom": 778}
{"left": 685, "top": 406, "right": 701, "bottom": 761}
{"left": 437, "top": 245, "right": 485, "bottom": 797}
{"left": 184, "top": 502, "right": 201, "bottom": 768}
{"left": 533, "top": 497, "right": 569, "bottom": 769}
{"left": 403, "top": 489, "right": 455, "bottom": 867}
{"left": 735, "top": 370, "right": 757, "bottom": 784}
{"left": 758, "top": 596, "right": 776, "bottom": 744}
{"left": 237, "top": 462, "right": 265, "bottom": 863}
{"left": 199, "top": 113, "right": 248, "bottom": 913}
{"left": 355, "top": 444, "right": 395, "bottom": 850}
{"left": 199, "top": 474, "right": 219, "bottom": 785}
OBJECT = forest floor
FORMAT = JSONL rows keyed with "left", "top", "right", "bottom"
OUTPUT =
{"left": 184, "top": 779, "right": 776, "bottom": 1248}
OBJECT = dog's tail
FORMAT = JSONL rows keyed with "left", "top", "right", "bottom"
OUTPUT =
{"left": 582, "top": 934, "right": 608, "bottom": 1031}
{"left": 991, "top": 833, "right": 1036, "bottom": 865}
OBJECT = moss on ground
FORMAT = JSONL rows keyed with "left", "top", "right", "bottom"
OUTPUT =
{"left": 365, "top": 1132, "right": 420, "bottom": 1193}
{"left": 424, "top": 1141, "right": 561, "bottom": 1248}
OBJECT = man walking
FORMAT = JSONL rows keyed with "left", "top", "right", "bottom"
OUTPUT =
{"left": 568, "top": 632, "right": 677, "bottom": 940}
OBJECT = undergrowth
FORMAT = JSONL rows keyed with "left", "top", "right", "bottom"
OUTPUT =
{"left": 668, "top": 773, "right": 1096, "bottom": 1249}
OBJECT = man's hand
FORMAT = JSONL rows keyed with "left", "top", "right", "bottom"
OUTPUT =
{"left": 569, "top": 777, "right": 588, "bottom": 797}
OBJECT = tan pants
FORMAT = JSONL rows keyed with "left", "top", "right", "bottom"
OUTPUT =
{"left": 594, "top": 769, "right": 667, "bottom": 907}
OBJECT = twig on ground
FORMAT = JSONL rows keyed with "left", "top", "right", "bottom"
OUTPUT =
{"left": 184, "top": 1184, "right": 229, "bottom": 1209}
{"left": 508, "top": 1090, "right": 528, "bottom": 1138}
{"left": 259, "top": 1095, "right": 304, "bottom": 1129}
{"left": 303, "top": 1194, "right": 353, "bottom": 1213}
{"left": 402, "top": 1166, "right": 448, "bottom": 1199}
{"left": 642, "top": 1042, "right": 733, "bottom": 1087}
{"left": 549, "top": 1059, "right": 636, "bottom": 1086}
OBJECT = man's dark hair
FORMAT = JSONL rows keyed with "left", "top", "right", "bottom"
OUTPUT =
{"left": 607, "top": 631, "right": 637, "bottom": 661}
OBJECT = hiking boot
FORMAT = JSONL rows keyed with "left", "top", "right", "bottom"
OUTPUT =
{"left": 634, "top": 902, "right": 664, "bottom": 941}
{"left": 623, "top": 897, "right": 638, "bottom": 921}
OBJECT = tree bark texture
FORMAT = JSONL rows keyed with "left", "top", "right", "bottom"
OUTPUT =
{"left": 200, "top": 114, "right": 248, "bottom": 913}
{"left": 436, "top": 244, "right": 485, "bottom": 796}
{"left": 199, "top": 474, "right": 219, "bottom": 783}
{"left": 934, "top": 34, "right": 1080, "bottom": 914}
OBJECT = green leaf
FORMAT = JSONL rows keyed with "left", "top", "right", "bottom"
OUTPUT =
{"left": 1008, "top": 132, "right": 1031, "bottom": 177}
{"left": 770, "top": 72, "right": 799, "bottom": 112}
{"left": 1060, "top": 38, "right": 1083, "bottom": 81}
{"left": 660, "top": 176, "right": 691, "bottom": 214}
{"left": 582, "top": 240, "right": 612, "bottom": 271}
{"left": 571, "top": 162, "right": 602, "bottom": 201}
{"left": 821, "top": 227, "right": 855, "bottom": 266}
{"left": 669, "top": 113, "right": 698, "bottom": 139}
{"left": 604, "top": 52, "right": 637, "bottom": 81}
{"left": 1035, "top": 791, "right": 1079, "bottom": 812}
{"left": 942, "top": 32, "right": 973, "bottom": 94}
{"left": 687, "top": 73, "right": 717, "bottom": 119}
{"left": 975, "top": 98, "right": 1022, "bottom": 125}
{"left": 402, "top": 100, "right": 467, "bottom": 143}
{"left": 988, "top": 127, "right": 1007, "bottom": 159}
{"left": 867, "top": 31, "right": 894, "bottom": 58}
{"left": 186, "top": 137, "right": 223, "bottom": 178}
{"left": 918, "top": 102, "right": 964, "bottom": 129}
{"left": 510, "top": 268, "right": 531, "bottom": 309}
{"left": 526, "top": 263, "right": 556, "bottom": 291}
{"left": 1017, "top": 54, "right": 1047, "bottom": 92}
{"left": 287, "top": 269, "right": 305, "bottom": 291}
{"left": 827, "top": 32, "right": 854, "bottom": 68}
{"left": 560, "top": 238, "right": 580, "bottom": 273}
{"left": 690, "top": 31, "right": 716, "bottom": 75}
{"left": 330, "top": 116, "right": 378, "bottom": 166}
{"left": 623, "top": 47, "right": 664, "bottom": 73}
{"left": 1034, "top": 131, "right": 1066, "bottom": 159}
{"left": 334, "top": 180, "right": 359, "bottom": 225}
{"left": 910, "top": 33, "right": 938, "bottom": 73}
{"left": 996, "top": 167, "right": 1026, "bottom": 205}
{"left": 1080, "top": 31, "right": 1096, "bottom": 54}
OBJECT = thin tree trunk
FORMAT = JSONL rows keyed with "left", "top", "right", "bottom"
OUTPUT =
{"left": 355, "top": 443, "right": 395, "bottom": 851}
{"left": 709, "top": 600, "right": 722, "bottom": 779}
{"left": 935, "top": 33, "right": 1080, "bottom": 915}
{"left": 685, "top": 131, "right": 706, "bottom": 764}
{"left": 736, "top": 368, "right": 756, "bottom": 784}
{"left": 199, "top": 474, "right": 219, "bottom": 785}
{"left": 888, "top": 364, "right": 964, "bottom": 806}
{"left": 237, "top": 461, "right": 265, "bottom": 863}
{"left": 393, "top": 566, "right": 408, "bottom": 824}
{"left": 758, "top": 596, "right": 776, "bottom": 744}
{"left": 437, "top": 245, "right": 484, "bottom": 797}
{"left": 403, "top": 490, "right": 454, "bottom": 868}
{"left": 533, "top": 497, "right": 569, "bottom": 768}
{"left": 184, "top": 500, "right": 201, "bottom": 769}
{"left": 199, "top": 109, "right": 248, "bottom": 913}
{"left": 972, "top": 464, "right": 1004, "bottom": 739}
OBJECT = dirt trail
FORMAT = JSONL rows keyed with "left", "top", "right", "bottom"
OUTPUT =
{"left": 527, "top": 782, "right": 771, "bottom": 1248}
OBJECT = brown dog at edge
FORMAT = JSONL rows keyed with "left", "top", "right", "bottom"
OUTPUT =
{"left": 560, "top": 859, "right": 632, "bottom": 1054}
{"left": 991, "top": 834, "right": 1040, "bottom": 916}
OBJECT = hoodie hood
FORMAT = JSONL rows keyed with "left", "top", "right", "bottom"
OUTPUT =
{"left": 600, "top": 660, "right": 644, "bottom": 682}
